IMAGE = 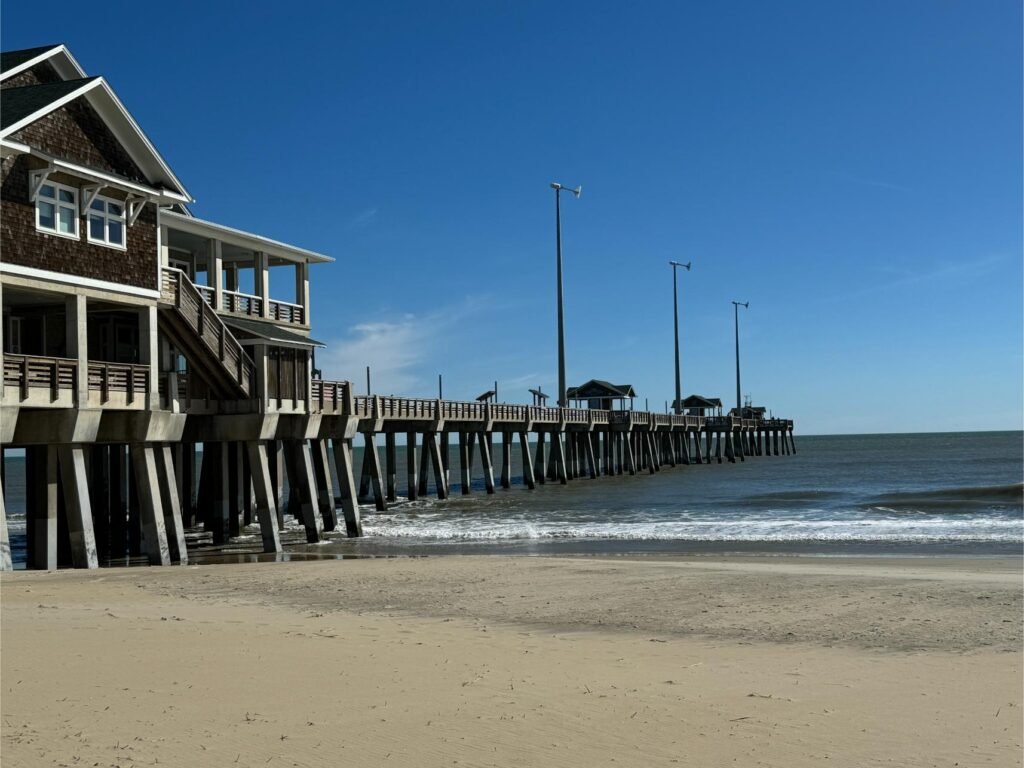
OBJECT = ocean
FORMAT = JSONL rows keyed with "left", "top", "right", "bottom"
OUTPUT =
{"left": 4, "top": 431, "right": 1022, "bottom": 565}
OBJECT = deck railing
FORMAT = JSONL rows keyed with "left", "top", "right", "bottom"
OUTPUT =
{"left": 3, "top": 354, "right": 77, "bottom": 402}
{"left": 160, "top": 267, "right": 256, "bottom": 397}
{"left": 222, "top": 289, "right": 264, "bottom": 317}
{"left": 269, "top": 299, "right": 304, "bottom": 325}
{"left": 87, "top": 362, "right": 149, "bottom": 404}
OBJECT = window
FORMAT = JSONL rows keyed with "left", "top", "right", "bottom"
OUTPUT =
{"left": 86, "top": 195, "right": 126, "bottom": 248}
{"left": 35, "top": 182, "right": 78, "bottom": 238}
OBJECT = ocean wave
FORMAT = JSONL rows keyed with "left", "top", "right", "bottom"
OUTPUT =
{"left": 864, "top": 483, "right": 1023, "bottom": 513}
{"left": 361, "top": 517, "right": 1024, "bottom": 543}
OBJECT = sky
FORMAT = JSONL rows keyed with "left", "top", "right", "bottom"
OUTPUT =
{"left": 3, "top": 1, "right": 1021, "bottom": 434}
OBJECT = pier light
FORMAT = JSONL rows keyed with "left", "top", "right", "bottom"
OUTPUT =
{"left": 731, "top": 301, "right": 749, "bottom": 413}
{"left": 669, "top": 260, "right": 691, "bottom": 414}
{"left": 550, "top": 182, "right": 582, "bottom": 407}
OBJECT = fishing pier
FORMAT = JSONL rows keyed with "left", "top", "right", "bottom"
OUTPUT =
{"left": 0, "top": 44, "right": 794, "bottom": 571}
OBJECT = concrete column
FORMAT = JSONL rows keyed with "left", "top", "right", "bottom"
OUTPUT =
{"left": 534, "top": 432, "right": 546, "bottom": 485}
{"left": 425, "top": 432, "right": 448, "bottom": 499}
{"left": 585, "top": 433, "right": 597, "bottom": 479}
{"left": 362, "top": 432, "right": 386, "bottom": 511}
{"left": 330, "top": 438, "right": 363, "bottom": 537}
{"left": 26, "top": 445, "right": 58, "bottom": 569}
{"left": 210, "top": 442, "right": 231, "bottom": 544}
{"left": 478, "top": 432, "right": 496, "bottom": 494}
{"left": 0, "top": 480, "right": 10, "bottom": 570}
{"left": 518, "top": 432, "right": 536, "bottom": 490}
{"left": 552, "top": 433, "right": 568, "bottom": 485}
{"left": 65, "top": 295, "right": 88, "bottom": 406}
{"left": 156, "top": 445, "right": 189, "bottom": 564}
{"left": 228, "top": 443, "right": 242, "bottom": 538}
{"left": 459, "top": 431, "right": 472, "bottom": 495}
{"left": 58, "top": 445, "right": 99, "bottom": 569}
{"left": 293, "top": 440, "right": 324, "bottom": 543}
{"left": 440, "top": 432, "right": 450, "bottom": 487}
{"left": 109, "top": 445, "right": 129, "bottom": 560}
{"left": 790, "top": 429, "right": 797, "bottom": 454}
{"left": 500, "top": 431, "right": 512, "bottom": 489}
{"left": 406, "top": 431, "right": 419, "bottom": 501}
{"left": 130, "top": 444, "right": 171, "bottom": 566}
{"left": 625, "top": 432, "right": 637, "bottom": 475}
{"left": 269, "top": 440, "right": 285, "bottom": 528}
{"left": 246, "top": 441, "right": 283, "bottom": 552}
{"left": 385, "top": 432, "right": 397, "bottom": 502}
{"left": 311, "top": 439, "right": 337, "bottom": 530}
{"left": 417, "top": 435, "right": 431, "bottom": 497}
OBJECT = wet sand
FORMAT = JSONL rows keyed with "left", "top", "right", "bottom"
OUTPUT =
{"left": 2, "top": 555, "right": 1021, "bottom": 766}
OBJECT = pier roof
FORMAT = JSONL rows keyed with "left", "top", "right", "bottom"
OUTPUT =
{"left": 680, "top": 395, "right": 722, "bottom": 409}
{"left": 567, "top": 380, "right": 636, "bottom": 399}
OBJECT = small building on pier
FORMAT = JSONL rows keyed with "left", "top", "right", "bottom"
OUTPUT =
{"left": 678, "top": 395, "right": 723, "bottom": 417}
{"left": 567, "top": 379, "right": 636, "bottom": 411}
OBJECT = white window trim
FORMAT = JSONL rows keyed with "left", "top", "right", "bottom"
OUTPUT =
{"left": 85, "top": 193, "right": 127, "bottom": 251}
{"left": 34, "top": 180, "right": 80, "bottom": 241}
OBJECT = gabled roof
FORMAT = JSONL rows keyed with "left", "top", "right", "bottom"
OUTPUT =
{"left": 0, "top": 61, "right": 191, "bottom": 201}
{"left": 567, "top": 379, "right": 636, "bottom": 399}
{"left": 0, "top": 44, "right": 87, "bottom": 82}
{"left": 1, "top": 77, "right": 98, "bottom": 130}
{"left": 680, "top": 395, "right": 722, "bottom": 409}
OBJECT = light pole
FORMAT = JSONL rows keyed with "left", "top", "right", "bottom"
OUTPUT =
{"left": 732, "top": 301, "right": 749, "bottom": 413}
{"left": 551, "top": 182, "right": 581, "bottom": 407}
{"left": 669, "top": 260, "right": 691, "bottom": 413}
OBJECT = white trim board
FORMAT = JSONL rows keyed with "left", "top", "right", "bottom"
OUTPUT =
{"left": 0, "top": 45, "right": 88, "bottom": 83}
{"left": 0, "top": 262, "right": 161, "bottom": 299}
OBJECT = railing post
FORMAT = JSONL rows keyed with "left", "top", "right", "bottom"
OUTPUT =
{"left": 127, "top": 364, "right": 135, "bottom": 404}
{"left": 101, "top": 363, "right": 109, "bottom": 404}
{"left": 20, "top": 356, "right": 28, "bottom": 401}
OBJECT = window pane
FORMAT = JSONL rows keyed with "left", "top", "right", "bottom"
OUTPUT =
{"left": 89, "top": 215, "right": 104, "bottom": 240}
{"left": 58, "top": 189, "right": 75, "bottom": 203}
{"left": 108, "top": 202, "right": 122, "bottom": 217}
{"left": 90, "top": 199, "right": 104, "bottom": 211}
{"left": 108, "top": 220, "right": 124, "bottom": 245}
{"left": 58, "top": 206, "right": 76, "bottom": 234}
{"left": 38, "top": 201, "right": 55, "bottom": 229}
{"left": 39, "top": 184, "right": 55, "bottom": 199}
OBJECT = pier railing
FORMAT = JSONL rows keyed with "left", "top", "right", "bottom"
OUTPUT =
{"left": 299, "top": 380, "right": 791, "bottom": 433}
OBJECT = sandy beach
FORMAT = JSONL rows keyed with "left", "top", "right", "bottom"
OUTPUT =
{"left": 2, "top": 554, "right": 1021, "bottom": 767}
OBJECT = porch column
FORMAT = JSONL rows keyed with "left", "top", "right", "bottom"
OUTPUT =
{"left": 210, "top": 239, "right": 223, "bottom": 312}
{"left": 254, "top": 251, "right": 270, "bottom": 319}
{"left": 65, "top": 294, "right": 88, "bottom": 406}
{"left": 295, "top": 261, "right": 310, "bottom": 325}
{"left": 139, "top": 305, "right": 159, "bottom": 409}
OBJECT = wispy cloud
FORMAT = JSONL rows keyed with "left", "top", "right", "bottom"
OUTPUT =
{"left": 318, "top": 299, "right": 485, "bottom": 394}
{"left": 346, "top": 207, "right": 378, "bottom": 230}
{"left": 819, "top": 252, "right": 1009, "bottom": 305}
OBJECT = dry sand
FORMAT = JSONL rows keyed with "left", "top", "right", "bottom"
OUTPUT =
{"left": 2, "top": 554, "right": 1021, "bottom": 767}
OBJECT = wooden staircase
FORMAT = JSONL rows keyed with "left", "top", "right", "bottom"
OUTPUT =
{"left": 158, "top": 267, "right": 256, "bottom": 400}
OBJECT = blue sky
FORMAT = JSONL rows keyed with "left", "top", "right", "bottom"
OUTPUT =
{"left": 4, "top": 1, "right": 1021, "bottom": 434}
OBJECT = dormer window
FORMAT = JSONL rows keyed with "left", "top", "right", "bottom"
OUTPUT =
{"left": 35, "top": 182, "right": 79, "bottom": 238}
{"left": 87, "top": 195, "right": 126, "bottom": 249}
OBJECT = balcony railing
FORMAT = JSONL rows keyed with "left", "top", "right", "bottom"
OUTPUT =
{"left": 3, "top": 354, "right": 149, "bottom": 407}
{"left": 87, "top": 361, "right": 149, "bottom": 404}
{"left": 222, "top": 289, "right": 263, "bottom": 317}
{"left": 3, "top": 354, "right": 77, "bottom": 402}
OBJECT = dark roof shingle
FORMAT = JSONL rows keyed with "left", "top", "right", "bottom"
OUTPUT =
{"left": 0, "top": 77, "right": 97, "bottom": 130}
{"left": 1, "top": 45, "right": 60, "bottom": 74}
